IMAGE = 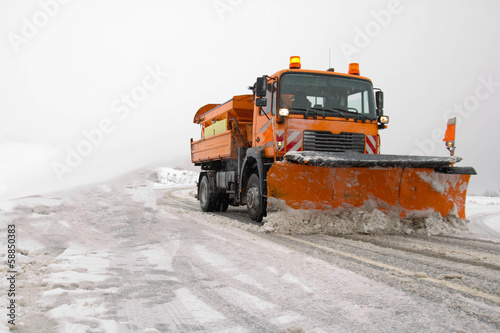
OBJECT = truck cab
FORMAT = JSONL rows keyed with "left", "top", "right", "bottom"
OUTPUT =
{"left": 252, "top": 57, "right": 387, "bottom": 161}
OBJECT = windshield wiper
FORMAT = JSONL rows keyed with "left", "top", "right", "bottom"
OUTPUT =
{"left": 319, "top": 107, "right": 374, "bottom": 122}
{"left": 287, "top": 107, "right": 373, "bottom": 122}
{"left": 287, "top": 107, "right": 323, "bottom": 119}
{"left": 351, "top": 112, "right": 372, "bottom": 122}
{"left": 312, "top": 107, "right": 350, "bottom": 120}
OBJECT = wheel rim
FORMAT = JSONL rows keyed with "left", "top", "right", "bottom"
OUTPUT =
{"left": 247, "top": 185, "right": 259, "bottom": 212}
{"left": 200, "top": 180, "right": 208, "bottom": 206}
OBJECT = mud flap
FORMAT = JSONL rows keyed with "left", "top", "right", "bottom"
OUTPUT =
{"left": 266, "top": 152, "right": 475, "bottom": 220}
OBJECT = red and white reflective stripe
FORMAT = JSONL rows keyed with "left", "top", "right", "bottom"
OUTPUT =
{"left": 276, "top": 130, "right": 285, "bottom": 151}
{"left": 365, "top": 135, "right": 378, "bottom": 154}
{"left": 287, "top": 131, "right": 303, "bottom": 152}
{"left": 276, "top": 130, "right": 302, "bottom": 152}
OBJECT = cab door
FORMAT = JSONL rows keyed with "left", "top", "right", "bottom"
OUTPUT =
{"left": 252, "top": 79, "right": 277, "bottom": 157}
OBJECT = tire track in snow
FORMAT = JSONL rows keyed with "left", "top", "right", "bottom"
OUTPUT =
{"left": 157, "top": 185, "right": 199, "bottom": 211}
{"left": 344, "top": 234, "right": 500, "bottom": 271}
{"left": 278, "top": 234, "right": 500, "bottom": 305}
{"left": 185, "top": 229, "right": 331, "bottom": 332}
{"left": 175, "top": 257, "right": 283, "bottom": 332}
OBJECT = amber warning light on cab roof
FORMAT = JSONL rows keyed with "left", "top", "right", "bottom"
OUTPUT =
{"left": 289, "top": 56, "right": 301, "bottom": 69}
{"left": 349, "top": 63, "right": 360, "bottom": 75}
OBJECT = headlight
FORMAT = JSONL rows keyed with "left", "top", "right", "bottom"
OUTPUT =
{"left": 378, "top": 115, "right": 389, "bottom": 124}
{"left": 278, "top": 108, "right": 289, "bottom": 117}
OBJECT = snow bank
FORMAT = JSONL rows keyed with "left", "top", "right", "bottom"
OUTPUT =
{"left": 466, "top": 196, "right": 500, "bottom": 207}
{"left": 263, "top": 198, "right": 468, "bottom": 236}
{"left": 150, "top": 167, "right": 199, "bottom": 188}
{"left": 466, "top": 196, "right": 500, "bottom": 235}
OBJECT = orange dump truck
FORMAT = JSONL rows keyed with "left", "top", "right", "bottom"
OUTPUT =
{"left": 191, "top": 57, "right": 476, "bottom": 222}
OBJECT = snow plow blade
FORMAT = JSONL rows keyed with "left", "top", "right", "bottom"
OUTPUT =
{"left": 267, "top": 151, "right": 476, "bottom": 220}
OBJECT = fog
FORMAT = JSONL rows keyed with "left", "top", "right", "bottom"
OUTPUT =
{"left": 1, "top": 0, "right": 499, "bottom": 201}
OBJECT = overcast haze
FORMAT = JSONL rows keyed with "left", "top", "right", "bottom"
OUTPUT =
{"left": 1, "top": 0, "right": 499, "bottom": 200}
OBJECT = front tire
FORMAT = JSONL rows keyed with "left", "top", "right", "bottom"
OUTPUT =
{"left": 246, "top": 173, "right": 265, "bottom": 222}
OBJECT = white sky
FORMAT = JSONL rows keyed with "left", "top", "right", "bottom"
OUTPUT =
{"left": 1, "top": 0, "right": 499, "bottom": 200}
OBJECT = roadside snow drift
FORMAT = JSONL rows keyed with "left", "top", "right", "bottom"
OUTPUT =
{"left": 150, "top": 168, "right": 198, "bottom": 188}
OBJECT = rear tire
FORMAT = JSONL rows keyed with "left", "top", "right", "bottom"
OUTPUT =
{"left": 246, "top": 173, "right": 265, "bottom": 222}
{"left": 199, "top": 175, "right": 216, "bottom": 212}
{"left": 218, "top": 194, "right": 229, "bottom": 212}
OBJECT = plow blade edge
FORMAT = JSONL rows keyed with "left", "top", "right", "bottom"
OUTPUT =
{"left": 267, "top": 152, "right": 476, "bottom": 220}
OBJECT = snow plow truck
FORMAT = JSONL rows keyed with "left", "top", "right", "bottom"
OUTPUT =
{"left": 191, "top": 56, "right": 476, "bottom": 222}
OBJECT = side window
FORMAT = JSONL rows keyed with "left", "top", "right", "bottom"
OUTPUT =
{"left": 363, "top": 91, "right": 370, "bottom": 114}
{"left": 347, "top": 91, "right": 371, "bottom": 114}
{"left": 347, "top": 92, "right": 362, "bottom": 113}
{"left": 271, "top": 82, "right": 277, "bottom": 115}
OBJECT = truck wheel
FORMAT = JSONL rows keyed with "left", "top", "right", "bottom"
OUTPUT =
{"left": 246, "top": 173, "right": 264, "bottom": 222}
{"left": 217, "top": 194, "right": 229, "bottom": 212}
{"left": 199, "top": 175, "right": 216, "bottom": 212}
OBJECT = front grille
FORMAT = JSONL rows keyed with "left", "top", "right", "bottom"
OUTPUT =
{"left": 303, "top": 131, "right": 365, "bottom": 153}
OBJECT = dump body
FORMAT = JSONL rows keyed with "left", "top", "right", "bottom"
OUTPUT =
{"left": 191, "top": 59, "right": 475, "bottom": 223}
{"left": 191, "top": 95, "right": 253, "bottom": 163}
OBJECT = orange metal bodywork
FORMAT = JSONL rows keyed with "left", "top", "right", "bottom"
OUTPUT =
{"left": 191, "top": 95, "right": 253, "bottom": 163}
{"left": 250, "top": 69, "right": 377, "bottom": 159}
{"left": 267, "top": 162, "right": 471, "bottom": 219}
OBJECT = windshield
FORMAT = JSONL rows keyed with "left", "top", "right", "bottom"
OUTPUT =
{"left": 279, "top": 73, "right": 376, "bottom": 119}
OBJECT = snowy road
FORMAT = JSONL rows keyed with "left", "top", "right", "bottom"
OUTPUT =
{"left": 1, "top": 171, "right": 499, "bottom": 332}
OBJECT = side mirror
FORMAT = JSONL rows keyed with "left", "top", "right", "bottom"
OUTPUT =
{"left": 255, "top": 76, "right": 267, "bottom": 97}
{"left": 256, "top": 97, "right": 267, "bottom": 107}
{"left": 376, "top": 91, "right": 384, "bottom": 112}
